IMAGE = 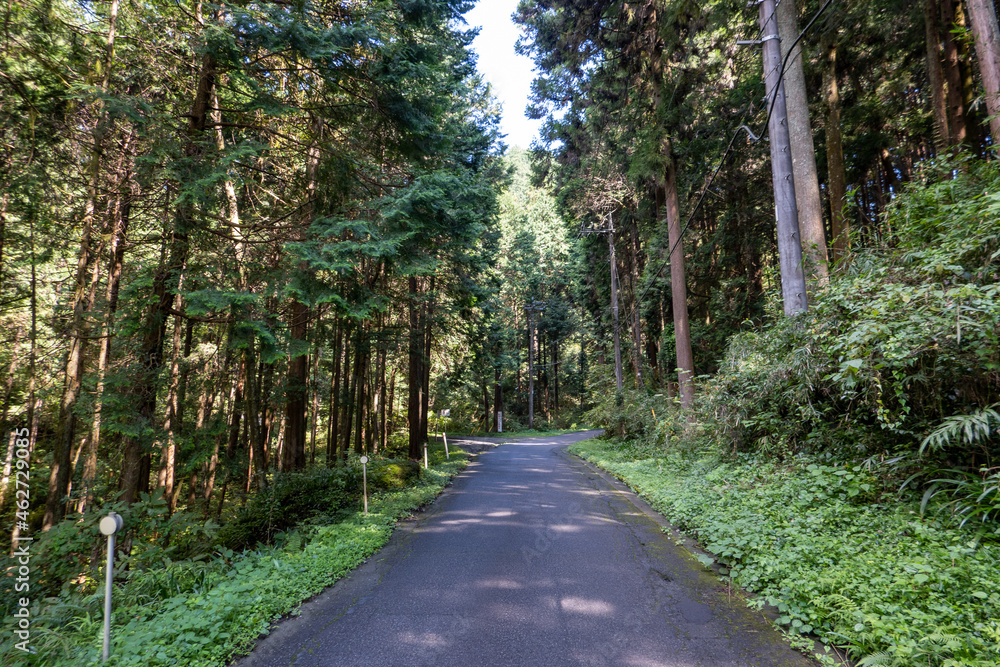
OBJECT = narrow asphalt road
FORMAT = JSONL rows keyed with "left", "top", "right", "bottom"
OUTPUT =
{"left": 235, "top": 431, "right": 817, "bottom": 667}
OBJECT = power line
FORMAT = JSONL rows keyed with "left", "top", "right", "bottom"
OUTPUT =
{"left": 611, "top": 0, "right": 839, "bottom": 338}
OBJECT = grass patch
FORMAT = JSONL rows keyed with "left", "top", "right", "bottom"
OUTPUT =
{"left": 570, "top": 437, "right": 1000, "bottom": 667}
{"left": 1, "top": 448, "right": 468, "bottom": 666}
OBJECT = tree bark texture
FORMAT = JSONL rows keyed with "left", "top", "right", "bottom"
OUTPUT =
{"left": 760, "top": 0, "right": 808, "bottom": 316}
{"left": 283, "top": 299, "right": 309, "bottom": 471}
{"left": 407, "top": 277, "right": 425, "bottom": 457}
{"left": 777, "top": 0, "right": 829, "bottom": 283}
{"left": 823, "top": 32, "right": 850, "bottom": 262}
{"left": 662, "top": 157, "right": 695, "bottom": 408}
{"left": 926, "top": 0, "right": 952, "bottom": 152}
{"left": 942, "top": 0, "right": 975, "bottom": 147}
{"left": 967, "top": 0, "right": 1000, "bottom": 146}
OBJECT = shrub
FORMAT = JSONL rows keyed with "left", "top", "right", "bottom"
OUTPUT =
{"left": 215, "top": 466, "right": 360, "bottom": 551}
{"left": 369, "top": 459, "right": 422, "bottom": 491}
{"left": 708, "top": 157, "right": 1000, "bottom": 463}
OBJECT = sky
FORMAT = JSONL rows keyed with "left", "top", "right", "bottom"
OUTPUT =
{"left": 462, "top": 1, "right": 543, "bottom": 150}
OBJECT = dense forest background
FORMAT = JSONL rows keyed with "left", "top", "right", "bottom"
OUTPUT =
{"left": 1, "top": 0, "right": 999, "bottom": 663}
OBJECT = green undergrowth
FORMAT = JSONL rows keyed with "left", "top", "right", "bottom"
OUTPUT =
{"left": 571, "top": 437, "right": 1000, "bottom": 667}
{"left": 1, "top": 451, "right": 468, "bottom": 667}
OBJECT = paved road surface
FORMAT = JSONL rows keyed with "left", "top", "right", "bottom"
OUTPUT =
{"left": 236, "top": 431, "right": 817, "bottom": 667}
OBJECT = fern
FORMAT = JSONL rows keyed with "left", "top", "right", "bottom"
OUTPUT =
{"left": 920, "top": 403, "right": 1000, "bottom": 456}
{"left": 856, "top": 651, "right": 893, "bottom": 666}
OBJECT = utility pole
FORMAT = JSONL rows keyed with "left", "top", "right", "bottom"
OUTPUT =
{"left": 524, "top": 301, "right": 546, "bottom": 428}
{"left": 776, "top": 0, "right": 828, "bottom": 284}
{"left": 758, "top": 0, "right": 808, "bottom": 316}
{"left": 580, "top": 215, "right": 623, "bottom": 392}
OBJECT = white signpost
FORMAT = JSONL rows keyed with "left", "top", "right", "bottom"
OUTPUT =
{"left": 99, "top": 512, "right": 124, "bottom": 662}
{"left": 440, "top": 409, "right": 450, "bottom": 459}
{"left": 497, "top": 411, "right": 503, "bottom": 433}
{"left": 360, "top": 456, "right": 369, "bottom": 515}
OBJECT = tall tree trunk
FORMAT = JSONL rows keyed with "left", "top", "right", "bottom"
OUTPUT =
{"left": 967, "top": 0, "right": 1000, "bottom": 146}
{"left": 283, "top": 300, "right": 309, "bottom": 471}
{"left": 407, "top": 277, "right": 425, "bottom": 458}
{"left": 420, "top": 278, "right": 434, "bottom": 443}
{"left": 823, "top": 32, "right": 850, "bottom": 262}
{"left": 327, "top": 324, "right": 342, "bottom": 464}
{"left": 956, "top": 1, "right": 983, "bottom": 150}
{"left": 553, "top": 338, "right": 559, "bottom": 418}
{"left": 662, "top": 154, "right": 695, "bottom": 408}
{"left": 377, "top": 343, "right": 387, "bottom": 451}
{"left": 80, "top": 143, "right": 133, "bottom": 514}
{"left": 353, "top": 330, "right": 368, "bottom": 455}
{"left": 777, "top": 0, "right": 829, "bottom": 283}
{"left": 493, "top": 367, "right": 502, "bottom": 432}
{"left": 121, "top": 45, "right": 214, "bottom": 504}
{"left": 482, "top": 380, "right": 490, "bottom": 432}
{"left": 944, "top": 0, "right": 969, "bottom": 146}
{"left": 340, "top": 337, "right": 354, "bottom": 460}
{"left": 0, "top": 193, "right": 6, "bottom": 296}
{"left": 247, "top": 349, "right": 267, "bottom": 491}
{"left": 0, "top": 325, "right": 23, "bottom": 508}
{"left": 0, "top": 325, "right": 23, "bottom": 430}
{"left": 628, "top": 219, "right": 645, "bottom": 387}
{"left": 926, "top": 0, "right": 952, "bottom": 152}
{"left": 310, "top": 345, "right": 321, "bottom": 465}
{"left": 386, "top": 368, "right": 396, "bottom": 443}
{"left": 44, "top": 1, "right": 122, "bottom": 529}
{"left": 159, "top": 290, "right": 186, "bottom": 514}
{"left": 200, "top": 361, "right": 219, "bottom": 516}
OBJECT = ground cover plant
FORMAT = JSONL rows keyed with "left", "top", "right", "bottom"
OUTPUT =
{"left": 0, "top": 447, "right": 467, "bottom": 666}
{"left": 571, "top": 438, "right": 1000, "bottom": 666}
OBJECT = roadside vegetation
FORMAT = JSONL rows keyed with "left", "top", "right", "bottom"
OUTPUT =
{"left": 0, "top": 446, "right": 467, "bottom": 666}
{"left": 579, "top": 158, "right": 1000, "bottom": 667}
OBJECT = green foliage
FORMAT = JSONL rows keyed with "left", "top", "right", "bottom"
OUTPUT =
{"left": 918, "top": 467, "right": 1000, "bottom": 533}
{"left": 706, "top": 159, "right": 1000, "bottom": 463}
{"left": 215, "top": 466, "right": 361, "bottom": 551}
{"left": 572, "top": 438, "right": 1000, "bottom": 666}
{"left": 368, "top": 459, "right": 422, "bottom": 491}
{"left": 584, "top": 387, "right": 702, "bottom": 452}
{"left": 3, "top": 493, "right": 217, "bottom": 617}
{"left": 920, "top": 404, "right": 1000, "bottom": 457}
{"left": 0, "top": 454, "right": 468, "bottom": 666}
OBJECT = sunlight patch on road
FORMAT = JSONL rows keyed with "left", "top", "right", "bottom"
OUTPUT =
{"left": 477, "top": 578, "right": 522, "bottom": 589}
{"left": 559, "top": 596, "right": 615, "bottom": 616}
{"left": 398, "top": 630, "right": 447, "bottom": 648}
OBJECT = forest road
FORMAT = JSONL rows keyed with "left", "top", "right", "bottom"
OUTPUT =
{"left": 235, "top": 431, "right": 817, "bottom": 667}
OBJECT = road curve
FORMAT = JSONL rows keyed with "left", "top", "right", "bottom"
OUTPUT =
{"left": 235, "top": 431, "right": 816, "bottom": 667}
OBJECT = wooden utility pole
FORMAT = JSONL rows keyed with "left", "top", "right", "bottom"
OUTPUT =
{"left": 776, "top": 0, "right": 828, "bottom": 284}
{"left": 608, "top": 228, "right": 623, "bottom": 392}
{"left": 758, "top": 0, "right": 808, "bottom": 315}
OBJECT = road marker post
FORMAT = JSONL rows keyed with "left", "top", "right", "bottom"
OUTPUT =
{"left": 360, "top": 456, "right": 369, "bottom": 515}
{"left": 440, "top": 409, "right": 450, "bottom": 459}
{"left": 99, "top": 512, "right": 124, "bottom": 662}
